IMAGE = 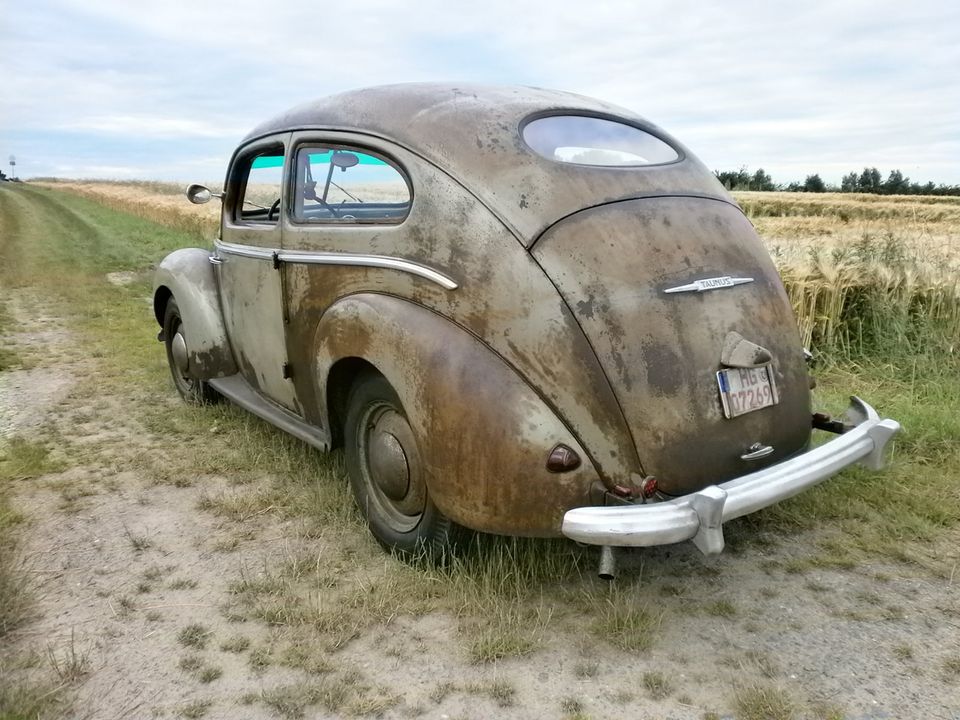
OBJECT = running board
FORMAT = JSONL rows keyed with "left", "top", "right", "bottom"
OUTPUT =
{"left": 209, "top": 375, "right": 330, "bottom": 452}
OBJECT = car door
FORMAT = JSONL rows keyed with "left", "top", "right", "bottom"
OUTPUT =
{"left": 215, "top": 133, "right": 300, "bottom": 412}
{"left": 278, "top": 133, "right": 415, "bottom": 427}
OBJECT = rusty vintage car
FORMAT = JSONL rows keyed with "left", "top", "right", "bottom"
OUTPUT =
{"left": 153, "top": 83, "right": 900, "bottom": 576}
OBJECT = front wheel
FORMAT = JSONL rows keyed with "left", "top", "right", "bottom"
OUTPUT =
{"left": 163, "top": 297, "right": 219, "bottom": 405}
{"left": 344, "top": 371, "right": 463, "bottom": 559}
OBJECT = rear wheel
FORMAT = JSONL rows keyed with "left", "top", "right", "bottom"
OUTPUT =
{"left": 344, "top": 371, "right": 463, "bottom": 559}
{"left": 163, "top": 297, "right": 219, "bottom": 405}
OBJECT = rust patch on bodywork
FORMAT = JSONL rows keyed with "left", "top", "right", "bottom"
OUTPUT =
{"left": 313, "top": 294, "right": 598, "bottom": 535}
{"left": 280, "top": 135, "right": 641, "bottom": 491}
{"left": 152, "top": 248, "right": 237, "bottom": 379}
{"left": 533, "top": 197, "right": 811, "bottom": 495}
{"left": 166, "top": 84, "right": 822, "bottom": 540}
{"left": 242, "top": 84, "right": 728, "bottom": 243}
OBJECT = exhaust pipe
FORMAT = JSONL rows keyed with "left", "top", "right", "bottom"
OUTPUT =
{"left": 598, "top": 545, "right": 617, "bottom": 580}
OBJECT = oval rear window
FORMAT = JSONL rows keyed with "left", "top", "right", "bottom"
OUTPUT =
{"left": 522, "top": 115, "right": 679, "bottom": 167}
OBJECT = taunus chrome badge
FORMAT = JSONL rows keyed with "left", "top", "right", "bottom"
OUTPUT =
{"left": 664, "top": 276, "right": 754, "bottom": 294}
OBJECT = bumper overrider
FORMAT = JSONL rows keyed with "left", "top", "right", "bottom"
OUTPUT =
{"left": 562, "top": 397, "right": 900, "bottom": 556}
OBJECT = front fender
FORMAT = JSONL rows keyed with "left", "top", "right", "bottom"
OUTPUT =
{"left": 314, "top": 293, "right": 599, "bottom": 537}
{"left": 153, "top": 248, "right": 237, "bottom": 379}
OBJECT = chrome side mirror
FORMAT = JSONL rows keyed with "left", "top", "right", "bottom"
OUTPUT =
{"left": 185, "top": 183, "right": 222, "bottom": 204}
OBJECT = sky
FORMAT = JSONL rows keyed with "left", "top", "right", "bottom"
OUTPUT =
{"left": 1, "top": 0, "right": 958, "bottom": 185}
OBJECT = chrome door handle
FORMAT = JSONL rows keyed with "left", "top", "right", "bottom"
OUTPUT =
{"left": 741, "top": 443, "right": 774, "bottom": 461}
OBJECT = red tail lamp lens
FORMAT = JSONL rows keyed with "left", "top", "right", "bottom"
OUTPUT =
{"left": 641, "top": 476, "right": 658, "bottom": 498}
{"left": 546, "top": 444, "right": 581, "bottom": 473}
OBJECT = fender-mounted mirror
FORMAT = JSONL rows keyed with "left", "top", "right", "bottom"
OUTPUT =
{"left": 185, "top": 183, "right": 222, "bottom": 204}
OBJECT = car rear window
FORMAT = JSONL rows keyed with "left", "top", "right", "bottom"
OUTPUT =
{"left": 522, "top": 115, "right": 679, "bottom": 167}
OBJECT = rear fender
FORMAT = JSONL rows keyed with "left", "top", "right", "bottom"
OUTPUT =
{"left": 314, "top": 293, "right": 599, "bottom": 536}
{"left": 153, "top": 248, "right": 237, "bottom": 379}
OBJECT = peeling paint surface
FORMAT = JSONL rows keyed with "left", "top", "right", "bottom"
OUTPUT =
{"left": 533, "top": 197, "right": 811, "bottom": 494}
{"left": 157, "top": 84, "right": 816, "bottom": 534}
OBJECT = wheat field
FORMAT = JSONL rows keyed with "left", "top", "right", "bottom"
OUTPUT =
{"left": 34, "top": 180, "right": 960, "bottom": 358}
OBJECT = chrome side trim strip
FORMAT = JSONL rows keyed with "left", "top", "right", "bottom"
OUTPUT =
{"left": 278, "top": 249, "right": 459, "bottom": 290}
{"left": 214, "top": 240, "right": 458, "bottom": 290}
{"left": 215, "top": 241, "right": 275, "bottom": 261}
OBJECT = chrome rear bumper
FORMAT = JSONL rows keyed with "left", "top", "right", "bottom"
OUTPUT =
{"left": 561, "top": 397, "right": 900, "bottom": 555}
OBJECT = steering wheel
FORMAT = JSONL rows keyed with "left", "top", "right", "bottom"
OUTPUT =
{"left": 268, "top": 198, "right": 281, "bottom": 221}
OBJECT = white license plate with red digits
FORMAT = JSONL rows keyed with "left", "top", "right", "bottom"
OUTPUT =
{"left": 716, "top": 365, "right": 779, "bottom": 418}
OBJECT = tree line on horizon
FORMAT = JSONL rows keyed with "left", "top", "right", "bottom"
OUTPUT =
{"left": 714, "top": 166, "right": 960, "bottom": 196}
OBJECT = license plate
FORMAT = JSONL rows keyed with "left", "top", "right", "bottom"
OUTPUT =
{"left": 716, "top": 365, "right": 779, "bottom": 418}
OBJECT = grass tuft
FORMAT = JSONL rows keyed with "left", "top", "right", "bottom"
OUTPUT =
{"left": 943, "top": 655, "right": 960, "bottom": 680}
{"left": 587, "top": 585, "right": 661, "bottom": 652}
{"left": 46, "top": 630, "right": 89, "bottom": 683}
{"left": 0, "top": 437, "right": 66, "bottom": 481}
{"left": 220, "top": 635, "right": 251, "bottom": 654}
{"left": 642, "top": 671, "right": 672, "bottom": 700}
{"left": 177, "top": 623, "right": 211, "bottom": 650}
{"left": 734, "top": 682, "right": 796, "bottom": 720}
{"left": 179, "top": 699, "right": 212, "bottom": 718}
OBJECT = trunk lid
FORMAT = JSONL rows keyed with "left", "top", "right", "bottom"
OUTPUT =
{"left": 532, "top": 196, "right": 811, "bottom": 495}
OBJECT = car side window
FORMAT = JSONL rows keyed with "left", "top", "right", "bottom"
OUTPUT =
{"left": 292, "top": 146, "right": 410, "bottom": 224}
{"left": 238, "top": 149, "right": 284, "bottom": 223}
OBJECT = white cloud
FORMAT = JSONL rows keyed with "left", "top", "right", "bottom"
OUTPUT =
{"left": 56, "top": 115, "right": 247, "bottom": 139}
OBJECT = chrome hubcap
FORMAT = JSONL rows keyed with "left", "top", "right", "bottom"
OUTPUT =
{"left": 369, "top": 427, "right": 409, "bottom": 500}
{"left": 171, "top": 330, "right": 189, "bottom": 374}
{"left": 360, "top": 404, "right": 426, "bottom": 531}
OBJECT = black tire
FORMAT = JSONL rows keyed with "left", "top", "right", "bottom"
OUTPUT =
{"left": 344, "top": 371, "right": 464, "bottom": 559}
{"left": 163, "top": 297, "right": 219, "bottom": 405}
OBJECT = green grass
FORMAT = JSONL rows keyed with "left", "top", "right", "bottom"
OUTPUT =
{"left": 642, "top": 671, "right": 672, "bottom": 700}
{"left": 0, "top": 301, "right": 22, "bottom": 370}
{"left": 733, "top": 682, "right": 796, "bottom": 720}
{"left": 0, "top": 438, "right": 66, "bottom": 484}
{"left": 726, "top": 356, "right": 960, "bottom": 572}
{"left": 0, "top": 677, "right": 65, "bottom": 720}
{"left": 254, "top": 674, "right": 397, "bottom": 719}
{"left": 219, "top": 635, "right": 251, "bottom": 654}
{"left": 587, "top": 584, "right": 661, "bottom": 652}
{"left": 0, "top": 436, "right": 71, "bottom": 688}
{"left": 178, "top": 699, "right": 212, "bottom": 718}
{"left": 177, "top": 623, "right": 211, "bottom": 650}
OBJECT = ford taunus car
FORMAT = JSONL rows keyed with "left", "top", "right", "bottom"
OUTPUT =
{"left": 153, "top": 83, "right": 900, "bottom": 577}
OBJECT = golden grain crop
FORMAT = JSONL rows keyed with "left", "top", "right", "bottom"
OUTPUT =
{"left": 35, "top": 181, "right": 960, "bottom": 356}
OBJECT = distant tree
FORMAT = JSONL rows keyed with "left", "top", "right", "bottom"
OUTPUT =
{"left": 803, "top": 174, "right": 826, "bottom": 193}
{"left": 716, "top": 165, "right": 960, "bottom": 196}
{"left": 840, "top": 172, "right": 859, "bottom": 192}
{"left": 857, "top": 167, "right": 883, "bottom": 192}
{"left": 715, "top": 166, "right": 752, "bottom": 190}
{"left": 714, "top": 166, "right": 778, "bottom": 191}
{"left": 751, "top": 168, "right": 776, "bottom": 191}
{"left": 882, "top": 169, "right": 910, "bottom": 195}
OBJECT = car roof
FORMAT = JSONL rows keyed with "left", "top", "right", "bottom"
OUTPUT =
{"left": 243, "top": 83, "right": 729, "bottom": 242}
